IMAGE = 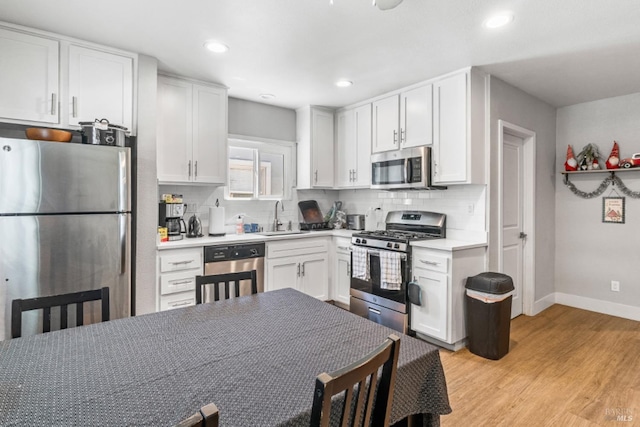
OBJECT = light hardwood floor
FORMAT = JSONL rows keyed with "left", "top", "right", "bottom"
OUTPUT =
{"left": 438, "top": 304, "right": 639, "bottom": 426}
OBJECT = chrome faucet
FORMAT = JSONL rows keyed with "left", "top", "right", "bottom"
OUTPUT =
{"left": 273, "top": 200, "right": 284, "bottom": 231}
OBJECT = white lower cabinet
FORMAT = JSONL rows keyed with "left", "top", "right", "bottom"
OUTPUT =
{"left": 266, "top": 238, "right": 329, "bottom": 300}
{"left": 156, "top": 248, "right": 203, "bottom": 311}
{"left": 410, "top": 246, "right": 485, "bottom": 349}
{"left": 332, "top": 237, "right": 351, "bottom": 307}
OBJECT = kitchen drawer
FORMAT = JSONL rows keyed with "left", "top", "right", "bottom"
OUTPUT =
{"left": 267, "top": 238, "right": 328, "bottom": 259}
{"left": 160, "top": 271, "right": 197, "bottom": 296}
{"left": 159, "top": 249, "right": 202, "bottom": 273}
{"left": 160, "top": 291, "right": 195, "bottom": 311}
{"left": 334, "top": 237, "right": 351, "bottom": 254}
{"left": 412, "top": 250, "right": 449, "bottom": 274}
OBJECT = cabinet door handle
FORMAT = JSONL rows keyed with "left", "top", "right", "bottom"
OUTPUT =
{"left": 401, "top": 128, "right": 405, "bottom": 144}
{"left": 347, "top": 262, "right": 351, "bottom": 276}
{"left": 188, "top": 161, "right": 192, "bottom": 178}
{"left": 393, "top": 129, "right": 398, "bottom": 144}
{"left": 195, "top": 161, "right": 198, "bottom": 180}
{"left": 171, "top": 301, "right": 191, "bottom": 308}
{"left": 51, "top": 93, "right": 57, "bottom": 115}
{"left": 170, "top": 260, "right": 193, "bottom": 265}
{"left": 72, "top": 96, "right": 78, "bottom": 118}
{"left": 337, "top": 246, "right": 350, "bottom": 251}
{"left": 353, "top": 169, "right": 357, "bottom": 182}
{"left": 297, "top": 263, "right": 301, "bottom": 277}
{"left": 301, "top": 262, "right": 305, "bottom": 277}
{"left": 314, "top": 170, "right": 318, "bottom": 183}
{"left": 170, "top": 280, "right": 193, "bottom": 286}
{"left": 419, "top": 260, "right": 440, "bottom": 266}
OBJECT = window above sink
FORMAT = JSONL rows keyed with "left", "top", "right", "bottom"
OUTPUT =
{"left": 226, "top": 136, "right": 295, "bottom": 201}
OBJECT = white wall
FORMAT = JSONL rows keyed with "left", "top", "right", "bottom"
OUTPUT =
{"left": 488, "top": 77, "right": 557, "bottom": 303}
{"left": 134, "top": 55, "right": 158, "bottom": 315}
{"left": 228, "top": 98, "right": 296, "bottom": 141}
{"left": 555, "top": 92, "right": 640, "bottom": 318}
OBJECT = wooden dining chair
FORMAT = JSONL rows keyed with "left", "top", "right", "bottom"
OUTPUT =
{"left": 195, "top": 270, "right": 258, "bottom": 304}
{"left": 11, "top": 287, "right": 110, "bottom": 339}
{"left": 175, "top": 402, "right": 219, "bottom": 427}
{"left": 310, "top": 334, "right": 401, "bottom": 427}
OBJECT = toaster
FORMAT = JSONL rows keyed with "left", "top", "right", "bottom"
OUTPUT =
{"left": 346, "top": 214, "right": 365, "bottom": 230}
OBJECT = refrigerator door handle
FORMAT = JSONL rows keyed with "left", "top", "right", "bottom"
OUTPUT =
{"left": 118, "top": 150, "right": 128, "bottom": 212}
{"left": 119, "top": 214, "right": 127, "bottom": 275}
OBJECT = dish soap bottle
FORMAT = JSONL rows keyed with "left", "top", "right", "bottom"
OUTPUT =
{"left": 235, "top": 215, "right": 244, "bottom": 234}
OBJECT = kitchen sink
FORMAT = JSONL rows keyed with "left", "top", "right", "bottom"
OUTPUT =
{"left": 256, "top": 230, "right": 310, "bottom": 236}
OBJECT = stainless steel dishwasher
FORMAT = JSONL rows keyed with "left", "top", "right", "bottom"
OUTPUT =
{"left": 203, "top": 242, "right": 266, "bottom": 301}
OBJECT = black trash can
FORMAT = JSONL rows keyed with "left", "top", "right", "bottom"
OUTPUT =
{"left": 465, "top": 272, "right": 515, "bottom": 360}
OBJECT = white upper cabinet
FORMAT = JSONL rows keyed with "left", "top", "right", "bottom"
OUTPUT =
{"left": 372, "top": 94, "right": 399, "bottom": 153}
{"left": 0, "top": 24, "right": 137, "bottom": 133}
{"left": 335, "top": 104, "right": 372, "bottom": 188}
{"left": 400, "top": 84, "right": 433, "bottom": 148}
{"left": 68, "top": 45, "right": 133, "bottom": 130}
{"left": 0, "top": 28, "right": 59, "bottom": 123}
{"left": 157, "top": 75, "right": 227, "bottom": 185}
{"left": 372, "top": 84, "right": 433, "bottom": 153}
{"left": 432, "top": 69, "right": 486, "bottom": 185}
{"left": 296, "top": 106, "right": 334, "bottom": 189}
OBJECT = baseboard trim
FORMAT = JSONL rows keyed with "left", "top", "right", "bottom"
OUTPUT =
{"left": 531, "top": 293, "right": 555, "bottom": 316}
{"left": 554, "top": 292, "right": 640, "bottom": 322}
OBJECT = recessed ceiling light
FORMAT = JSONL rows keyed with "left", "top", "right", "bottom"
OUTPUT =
{"left": 259, "top": 93, "right": 275, "bottom": 100}
{"left": 335, "top": 80, "right": 353, "bottom": 88}
{"left": 204, "top": 40, "right": 229, "bottom": 53}
{"left": 483, "top": 12, "right": 514, "bottom": 29}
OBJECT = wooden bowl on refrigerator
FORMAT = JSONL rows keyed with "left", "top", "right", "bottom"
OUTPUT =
{"left": 25, "top": 128, "right": 73, "bottom": 142}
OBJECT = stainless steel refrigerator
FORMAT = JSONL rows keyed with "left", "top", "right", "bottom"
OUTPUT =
{"left": 0, "top": 137, "right": 131, "bottom": 340}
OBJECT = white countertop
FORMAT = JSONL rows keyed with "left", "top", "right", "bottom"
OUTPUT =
{"left": 157, "top": 228, "right": 485, "bottom": 251}
{"left": 411, "top": 238, "right": 487, "bottom": 251}
{"left": 157, "top": 229, "right": 354, "bottom": 250}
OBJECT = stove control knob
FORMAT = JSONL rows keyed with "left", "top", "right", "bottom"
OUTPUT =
{"left": 394, "top": 243, "right": 400, "bottom": 249}
{"left": 386, "top": 242, "right": 392, "bottom": 248}
{"left": 362, "top": 239, "right": 367, "bottom": 244}
{"left": 355, "top": 238, "right": 361, "bottom": 244}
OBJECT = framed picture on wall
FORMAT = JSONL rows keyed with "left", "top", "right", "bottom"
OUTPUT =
{"left": 602, "top": 197, "right": 625, "bottom": 224}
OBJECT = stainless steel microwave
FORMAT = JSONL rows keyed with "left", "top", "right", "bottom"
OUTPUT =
{"left": 371, "top": 146, "right": 440, "bottom": 190}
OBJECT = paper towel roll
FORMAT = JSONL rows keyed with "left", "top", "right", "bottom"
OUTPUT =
{"left": 209, "top": 206, "right": 226, "bottom": 236}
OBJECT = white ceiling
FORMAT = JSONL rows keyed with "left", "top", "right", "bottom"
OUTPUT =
{"left": 2, "top": 0, "right": 640, "bottom": 110}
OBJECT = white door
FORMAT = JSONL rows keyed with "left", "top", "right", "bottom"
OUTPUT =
{"left": 300, "top": 254, "right": 329, "bottom": 300}
{"left": 0, "top": 28, "right": 59, "bottom": 123}
{"left": 410, "top": 266, "right": 448, "bottom": 341}
{"left": 401, "top": 85, "right": 433, "bottom": 148}
{"left": 354, "top": 104, "right": 372, "bottom": 187}
{"left": 68, "top": 45, "right": 133, "bottom": 129}
{"left": 334, "top": 250, "right": 351, "bottom": 306}
{"left": 433, "top": 73, "right": 467, "bottom": 184}
{"left": 372, "top": 95, "right": 399, "bottom": 153}
{"left": 311, "top": 108, "right": 334, "bottom": 187}
{"left": 266, "top": 258, "right": 300, "bottom": 292}
{"left": 157, "top": 76, "right": 193, "bottom": 183}
{"left": 192, "top": 83, "right": 227, "bottom": 184}
{"left": 335, "top": 109, "right": 355, "bottom": 188}
{"left": 502, "top": 133, "right": 524, "bottom": 318}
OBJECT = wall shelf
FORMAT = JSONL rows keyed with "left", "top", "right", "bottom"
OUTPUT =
{"left": 561, "top": 168, "right": 640, "bottom": 198}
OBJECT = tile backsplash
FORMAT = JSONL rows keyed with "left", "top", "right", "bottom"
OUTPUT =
{"left": 158, "top": 185, "right": 486, "bottom": 240}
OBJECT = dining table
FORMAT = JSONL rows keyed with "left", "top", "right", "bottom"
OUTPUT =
{"left": 0, "top": 288, "right": 451, "bottom": 426}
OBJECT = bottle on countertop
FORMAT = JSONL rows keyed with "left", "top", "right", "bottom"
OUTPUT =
{"left": 236, "top": 215, "right": 244, "bottom": 234}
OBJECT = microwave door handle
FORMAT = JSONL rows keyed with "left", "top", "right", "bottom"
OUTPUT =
{"left": 404, "top": 158, "right": 412, "bottom": 183}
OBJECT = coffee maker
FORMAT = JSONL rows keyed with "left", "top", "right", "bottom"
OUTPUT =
{"left": 159, "top": 203, "right": 186, "bottom": 241}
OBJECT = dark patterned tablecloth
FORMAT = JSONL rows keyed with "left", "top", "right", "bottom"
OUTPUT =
{"left": 0, "top": 288, "right": 451, "bottom": 426}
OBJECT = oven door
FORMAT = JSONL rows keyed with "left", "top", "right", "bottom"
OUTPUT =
{"left": 349, "top": 249, "right": 409, "bottom": 313}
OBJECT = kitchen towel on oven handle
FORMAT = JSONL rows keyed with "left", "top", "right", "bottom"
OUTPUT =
{"left": 379, "top": 250, "right": 402, "bottom": 290}
{"left": 351, "top": 246, "right": 370, "bottom": 280}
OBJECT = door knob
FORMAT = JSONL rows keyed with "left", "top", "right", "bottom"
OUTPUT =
{"left": 519, "top": 232, "right": 527, "bottom": 239}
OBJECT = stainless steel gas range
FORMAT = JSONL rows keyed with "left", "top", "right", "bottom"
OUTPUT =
{"left": 349, "top": 211, "right": 446, "bottom": 334}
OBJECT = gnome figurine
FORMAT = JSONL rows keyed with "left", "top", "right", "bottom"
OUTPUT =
{"left": 564, "top": 145, "right": 578, "bottom": 171}
{"left": 606, "top": 141, "right": 620, "bottom": 169}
